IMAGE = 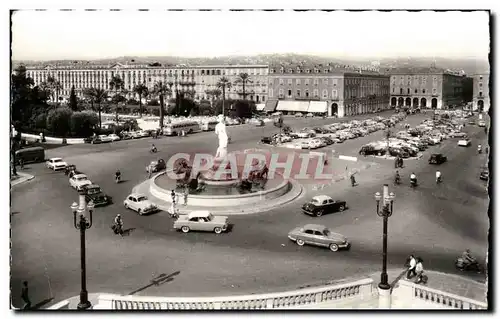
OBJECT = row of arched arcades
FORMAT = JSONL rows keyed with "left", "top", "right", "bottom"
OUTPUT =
{"left": 390, "top": 97, "right": 438, "bottom": 109}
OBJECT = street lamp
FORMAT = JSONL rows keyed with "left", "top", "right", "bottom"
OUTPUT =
{"left": 70, "top": 190, "right": 94, "bottom": 310}
{"left": 374, "top": 185, "right": 395, "bottom": 308}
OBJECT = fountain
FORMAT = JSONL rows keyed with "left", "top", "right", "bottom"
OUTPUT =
{"left": 149, "top": 115, "right": 298, "bottom": 208}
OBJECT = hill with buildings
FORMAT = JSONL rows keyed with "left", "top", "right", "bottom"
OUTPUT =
{"left": 13, "top": 54, "right": 489, "bottom": 74}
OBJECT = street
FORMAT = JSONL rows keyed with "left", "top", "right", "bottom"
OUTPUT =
{"left": 10, "top": 112, "right": 489, "bottom": 308}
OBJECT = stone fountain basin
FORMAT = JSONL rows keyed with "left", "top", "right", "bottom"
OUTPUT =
{"left": 150, "top": 171, "right": 291, "bottom": 207}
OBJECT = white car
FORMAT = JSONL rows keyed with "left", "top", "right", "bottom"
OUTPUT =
{"left": 478, "top": 121, "right": 486, "bottom": 127}
{"left": 108, "top": 134, "right": 121, "bottom": 141}
{"left": 98, "top": 135, "right": 113, "bottom": 143}
{"left": 69, "top": 174, "right": 92, "bottom": 190}
{"left": 46, "top": 157, "right": 68, "bottom": 171}
{"left": 137, "top": 131, "right": 150, "bottom": 138}
{"left": 123, "top": 193, "right": 159, "bottom": 215}
{"left": 458, "top": 139, "right": 471, "bottom": 147}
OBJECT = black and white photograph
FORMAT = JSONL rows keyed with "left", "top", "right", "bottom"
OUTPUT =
{"left": 7, "top": 5, "right": 492, "bottom": 312}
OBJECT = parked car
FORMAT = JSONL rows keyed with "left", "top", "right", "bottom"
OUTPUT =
{"left": 46, "top": 157, "right": 68, "bottom": 171}
{"left": 429, "top": 153, "right": 447, "bottom": 165}
{"left": 295, "top": 113, "right": 304, "bottom": 117}
{"left": 69, "top": 174, "right": 92, "bottom": 191}
{"left": 478, "top": 120, "right": 486, "bottom": 127}
{"left": 261, "top": 136, "right": 273, "bottom": 144}
{"left": 123, "top": 193, "right": 159, "bottom": 215}
{"left": 302, "top": 195, "right": 347, "bottom": 217}
{"left": 146, "top": 159, "right": 167, "bottom": 173}
{"left": 90, "top": 137, "right": 104, "bottom": 144}
{"left": 458, "top": 138, "right": 471, "bottom": 147}
{"left": 173, "top": 210, "right": 229, "bottom": 234}
{"left": 359, "top": 145, "right": 384, "bottom": 156}
{"left": 98, "top": 135, "right": 113, "bottom": 143}
{"left": 82, "top": 184, "right": 110, "bottom": 206}
{"left": 287, "top": 224, "right": 350, "bottom": 252}
{"left": 108, "top": 134, "right": 121, "bottom": 141}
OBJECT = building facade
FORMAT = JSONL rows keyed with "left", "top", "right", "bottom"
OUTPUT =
{"left": 389, "top": 68, "right": 472, "bottom": 110}
{"left": 24, "top": 63, "right": 269, "bottom": 103}
{"left": 267, "top": 64, "right": 390, "bottom": 117}
{"left": 472, "top": 73, "right": 490, "bottom": 112}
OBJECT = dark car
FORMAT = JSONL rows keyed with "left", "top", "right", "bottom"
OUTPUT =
{"left": 146, "top": 159, "right": 167, "bottom": 173}
{"left": 429, "top": 154, "right": 447, "bottom": 165}
{"left": 64, "top": 164, "right": 77, "bottom": 176}
{"left": 83, "top": 184, "right": 111, "bottom": 206}
{"left": 359, "top": 145, "right": 384, "bottom": 156}
{"left": 83, "top": 137, "right": 93, "bottom": 144}
{"left": 388, "top": 147, "right": 410, "bottom": 158}
{"left": 318, "top": 136, "right": 334, "bottom": 145}
{"left": 302, "top": 195, "right": 347, "bottom": 217}
{"left": 261, "top": 136, "right": 273, "bottom": 144}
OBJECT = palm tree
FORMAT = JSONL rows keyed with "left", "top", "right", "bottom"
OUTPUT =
{"left": 152, "top": 81, "right": 172, "bottom": 132}
{"left": 109, "top": 75, "right": 124, "bottom": 121}
{"left": 89, "top": 88, "right": 108, "bottom": 129}
{"left": 216, "top": 77, "right": 232, "bottom": 116}
{"left": 234, "top": 73, "right": 253, "bottom": 100}
{"left": 83, "top": 87, "right": 96, "bottom": 110}
{"left": 133, "top": 83, "right": 149, "bottom": 117}
{"left": 46, "top": 75, "right": 62, "bottom": 105}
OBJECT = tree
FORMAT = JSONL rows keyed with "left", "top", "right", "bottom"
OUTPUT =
{"left": 109, "top": 75, "right": 124, "bottom": 121}
{"left": 217, "top": 77, "right": 232, "bottom": 116}
{"left": 152, "top": 81, "right": 171, "bottom": 131}
{"left": 83, "top": 87, "right": 96, "bottom": 110}
{"left": 45, "top": 75, "right": 62, "bottom": 105}
{"left": 133, "top": 83, "right": 149, "bottom": 117}
{"left": 234, "top": 73, "right": 253, "bottom": 100}
{"left": 83, "top": 88, "right": 108, "bottom": 129}
{"left": 69, "top": 86, "right": 78, "bottom": 111}
{"left": 233, "top": 100, "right": 256, "bottom": 119}
{"left": 70, "top": 111, "right": 98, "bottom": 137}
{"left": 46, "top": 107, "right": 73, "bottom": 137}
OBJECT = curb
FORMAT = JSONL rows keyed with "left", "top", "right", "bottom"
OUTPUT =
{"left": 367, "top": 153, "right": 424, "bottom": 161}
{"left": 10, "top": 172, "right": 35, "bottom": 187}
{"left": 134, "top": 178, "right": 304, "bottom": 216}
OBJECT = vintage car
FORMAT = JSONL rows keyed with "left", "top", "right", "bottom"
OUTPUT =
{"left": 478, "top": 120, "right": 486, "bottom": 127}
{"left": 46, "top": 157, "right": 68, "bottom": 171}
{"left": 146, "top": 159, "right": 167, "bottom": 173}
{"left": 173, "top": 210, "right": 229, "bottom": 234}
{"left": 69, "top": 174, "right": 92, "bottom": 191}
{"left": 480, "top": 167, "right": 489, "bottom": 181}
{"left": 123, "top": 193, "right": 159, "bottom": 215}
{"left": 68, "top": 169, "right": 84, "bottom": 179}
{"left": 429, "top": 154, "right": 447, "bottom": 165}
{"left": 90, "top": 137, "right": 104, "bottom": 144}
{"left": 260, "top": 136, "right": 273, "bottom": 144}
{"left": 108, "top": 134, "right": 121, "bottom": 141}
{"left": 82, "top": 184, "right": 110, "bottom": 206}
{"left": 288, "top": 224, "right": 350, "bottom": 252}
{"left": 302, "top": 195, "right": 347, "bottom": 217}
{"left": 64, "top": 164, "right": 77, "bottom": 175}
{"left": 457, "top": 138, "right": 471, "bottom": 147}
{"left": 98, "top": 135, "right": 113, "bottom": 143}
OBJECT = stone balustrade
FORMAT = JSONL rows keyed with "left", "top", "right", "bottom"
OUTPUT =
{"left": 397, "top": 280, "right": 488, "bottom": 310}
{"left": 94, "top": 278, "right": 373, "bottom": 310}
{"left": 20, "top": 133, "right": 85, "bottom": 144}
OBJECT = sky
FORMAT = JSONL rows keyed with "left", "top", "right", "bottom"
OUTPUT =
{"left": 11, "top": 10, "right": 491, "bottom": 61}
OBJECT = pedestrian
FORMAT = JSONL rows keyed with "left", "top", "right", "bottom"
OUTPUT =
{"left": 394, "top": 156, "right": 399, "bottom": 169}
{"left": 399, "top": 157, "right": 404, "bottom": 168}
{"left": 350, "top": 173, "right": 356, "bottom": 187}
{"left": 21, "top": 281, "right": 31, "bottom": 310}
{"left": 415, "top": 257, "right": 424, "bottom": 280}
{"left": 407, "top": 255, "right": 417, "bottom": 278}
{"left": 171, "top": 190, "right": 176, "bottom": 203}
{"left": 19, "top": 158, "right": 24, "bottom": 170}
{"left": 148, "top": 168, "right": 152, "bottom": 179}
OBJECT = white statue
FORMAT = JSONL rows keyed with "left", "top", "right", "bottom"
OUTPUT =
{"left": 215, "top": 114, "right": 228, "bottom": 159}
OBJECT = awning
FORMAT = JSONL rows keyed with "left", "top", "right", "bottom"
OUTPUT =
{"left": 264, "top": 100, "right": 278, "bottom": 112}
{"left": 276, "top": 101, "right": 310, "bottom": 112}
{"left": 307, "top": 101, "right": 327, "bottom": 113}
{"left": 256, "top": 103, "right": 266, "bottom": 111}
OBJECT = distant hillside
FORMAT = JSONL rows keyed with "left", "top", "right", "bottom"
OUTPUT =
{"left": 13, "top": 53, "right": 489, "bottom": 74}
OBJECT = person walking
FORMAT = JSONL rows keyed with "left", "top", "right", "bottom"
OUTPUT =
{"left": 183, "top": 187, "right": 189, "bottom": 206}
{"left": 415, "top": 257, "right": 425, "bottom": 282}
{"left": 21, "top": 281, "right": 31, "bottom": 310}
{"left": 407, "top": 255, "right": 417, "bottom": 278}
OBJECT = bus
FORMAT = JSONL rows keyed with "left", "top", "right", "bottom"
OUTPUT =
{"left": 200, "top": 120, "right": 219, "bottom": 131}
{"left": 15, "top": 146, "right": 45, "bottom": 164}
{"left": 164, "top": 121, "right": 201, "bottom": 136}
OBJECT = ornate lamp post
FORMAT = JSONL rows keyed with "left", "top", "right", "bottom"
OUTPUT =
{"left": 374, "top": 184, "right": 395, "bottom": 308}
{"left": 70, "top": 190, "right": 94, "bottom": 310}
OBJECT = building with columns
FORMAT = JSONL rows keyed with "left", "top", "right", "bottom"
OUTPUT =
{"left": 266, "top": 64, "right": 390, "bottom": 117}
{"left": 23, "top": 63, "right": 269, "bottom": 103}
{"left": 471, "top": 73, "right": 490, "bottom": 112}
{"left": 389, "top": 68, "right": 472, "bottom": 110}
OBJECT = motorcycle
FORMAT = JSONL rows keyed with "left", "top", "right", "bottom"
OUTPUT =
{"left": 455, "top": 257, "right": 482, "bottom": 273}
{"left": 415, "top": 272, "right": 428, "bottom": 285}
{"left": 111, "top": 223, "right": 123, "bottom": 235}
{"left": 436, "top": 176, "right": 442, "bottom": 184}
{"left": 150, "top": 148, "right": 158, "bottom": 153}
{"left": 410, "top": 178, "right": 418, "bottom": 188}
{"left": 115, "top": 175, "right": 121, "bottom": 184}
